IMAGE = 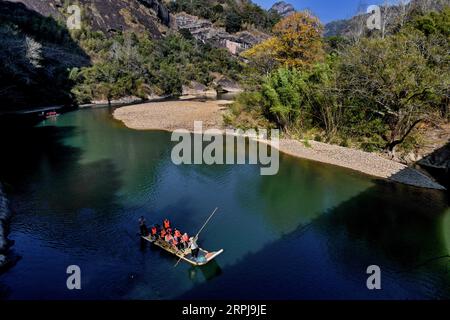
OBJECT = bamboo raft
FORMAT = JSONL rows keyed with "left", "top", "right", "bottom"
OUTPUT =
{"left": 142, "top": 235, "right": 224, "bottom": 266}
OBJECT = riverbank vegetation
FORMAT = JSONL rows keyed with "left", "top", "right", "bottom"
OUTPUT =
{"left": 228, "top": 6, "right": 449, "bottom": 159}
{"left": 166, "top": 0, "right": 281, "bottom": 33}
{"left": 0, "top": 2, "right": 89, "bottom": 111}
{"left": 69, "top": 29, "right": 242, "bottom": 103}
{"left": 1, "top": 1, "right": 448, "bottom": 162}
{"left": 0, "top": 1, "right": 243, "bottom": 109}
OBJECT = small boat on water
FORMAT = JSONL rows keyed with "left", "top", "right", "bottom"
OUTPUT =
{"left": 39, "top": 111, "right": 60, "bottom": 119}
{"left": 142, "top": 235, "right": 224, "bottom": 266}
{"left": 45, "top": 111, "right": 59, "bottom": 119}
{"left": 141, "top": 208, "right": 223, "bottom": 266}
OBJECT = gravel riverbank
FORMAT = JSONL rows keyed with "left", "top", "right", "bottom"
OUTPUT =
{"left": 113, "top": 101, "right": 445, "bottom": 190}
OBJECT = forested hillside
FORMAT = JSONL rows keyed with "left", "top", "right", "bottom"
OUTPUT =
{"left": 231, "top": 1, "right": 449, "bottom": 162}
{"left": 1, "top": 0, "right": 278, "bottom": 110}
{"left": 0, "top": 1, "right": 90, "bottom": 111}
{"left": 166, "top": 0, "right": 281, "bottom": 32}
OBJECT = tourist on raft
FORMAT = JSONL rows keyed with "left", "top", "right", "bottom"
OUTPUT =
{"left": 160, "top": 228, "right": 166, "bottom": 240}
{"left": 181, "top": 233, "right": 189, "bottom": 249}
{"left": 150, "top": 225, "right": 158, "bottom": 240}
{"left": 163, "top": 218, "right": 171, "bottom": 230}
{"left": 164, "top": 232, "right": 174, "bottom": 244}
{"left": 153, "top": 219, "right": 193, "bottom": 253}
{"left": 173, "top": 229, "right": 186, "bottom": 251}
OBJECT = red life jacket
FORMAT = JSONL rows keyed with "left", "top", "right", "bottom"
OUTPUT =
{"left": 164, "top": 219, "right": 170, "bottom": 229}
{"left": 175, "top": 230, "right": 181, "bottom": 238}
{"left": 160, "top": 229, "right": 166, "bottom": 237}
{"left": 151, "top": 227, "right": 157, "bottom": 235}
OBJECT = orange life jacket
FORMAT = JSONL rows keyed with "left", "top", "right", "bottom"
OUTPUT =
{"left": 163, "top": 219, "right": 170, "bottom": 229}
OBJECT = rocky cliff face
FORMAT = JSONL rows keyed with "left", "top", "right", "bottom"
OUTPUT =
{"left": 8, "top": 0, "right": 169, "bottom": 37}
{"left": 270, "top": 1, "right": 295, "bottom": 17}
{"left": 9, "top": 0, "right": 269, "bottom": 49}
{"left": 138, "top": 0, "right": 170, "bottom": 26}
{"left": 1, "top": 1, "right": 91, "bottom": 111}
{"left": 174, "top": 12, "right": 269, "bottom": 54}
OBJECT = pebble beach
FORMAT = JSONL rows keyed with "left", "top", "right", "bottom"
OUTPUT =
{"left": 113, "top": 100, "right": 445, "bottom": 190}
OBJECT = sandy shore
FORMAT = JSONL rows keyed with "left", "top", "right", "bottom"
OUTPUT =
{"left": 113, "top": 101, "right": 445, "bottom": 190}
{"left": 113, "top": 100, "right": 231, "bottom": 131}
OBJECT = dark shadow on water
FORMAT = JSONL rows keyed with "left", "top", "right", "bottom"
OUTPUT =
{"left": 0, "top": 122, "right": 124, "bottom": 297}
{"left": 177, "top": 169, "right": 450, "bottom": 300}
{"left": 197, "top": 260, "right": 222, "bottom": 281}
{"left": 188, "top": 261, "right": 223, "bottom": 282}
{"left": 0, "top": 125, "right": 80, "bottom": 188}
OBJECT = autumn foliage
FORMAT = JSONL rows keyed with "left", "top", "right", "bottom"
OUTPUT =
{"left": 242, "top": 11, "right": 325, "bottom": 70}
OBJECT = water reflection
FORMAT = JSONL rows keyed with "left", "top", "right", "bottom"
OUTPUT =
{"left": 188, "top": 261, "right": 222, "bottom": 282}
{"left": 0, "top": 108, "right": 448, "bottom": 300}
{"left": 179, "top": 179, "right": 450, "bottom": 299}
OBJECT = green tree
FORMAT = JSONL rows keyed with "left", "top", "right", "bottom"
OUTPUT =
{"left": 261, "top": 67, "right": 308, "bottom": 130}
{"left": 225, "top": 11, "right": 242, "bottom": 33}
{"left": 338, "top": 30, "right": 449, "bottom": 154}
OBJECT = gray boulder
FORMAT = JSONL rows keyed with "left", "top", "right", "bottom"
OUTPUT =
{"left": 214, "top": 77, "right": 242, "bottom": 93}
{"left": 174, "top": 13, "right": 269, "bottom": 54}
{"left": 182, "top": 81, "right": 217, "bottom": 97}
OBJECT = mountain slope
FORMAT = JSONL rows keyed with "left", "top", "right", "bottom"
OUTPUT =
{"left": 0, "top": 1, "right": 90, "bottom": 111}
{"left": 270, "top": 1, "right": 295, "bottom": 17}
{"left": 8, "top": 0, "right": 169, "bottom": 38}
{"left": 324, "top": 0, "right": 449, "bottom": 37}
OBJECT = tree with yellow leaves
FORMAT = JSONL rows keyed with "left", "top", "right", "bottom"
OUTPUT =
{"left": 273, "top": 11, "right": 325, "bottom": 68}
{"left": 241, "top": 37, "right": 280, "bottom": 75}
{"left": 242, "top": 11, "right": 325, "bottom": 71}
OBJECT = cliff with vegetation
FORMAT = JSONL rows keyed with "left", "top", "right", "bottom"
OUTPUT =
{"left": 0, "top": 1, "right": 90, "bottom": 111}
{"left": 1, "top": 0, "right": 280, "bottom": 110}
{"left": 9, "top": 0, "right": 169, "bottom": 35}
{"left": 166, "top": 0, "right": 281, "bottom": 33}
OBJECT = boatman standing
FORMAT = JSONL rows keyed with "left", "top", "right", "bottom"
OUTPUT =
{"left": 189, "top": 236, "right": 199, "bottom": 259}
